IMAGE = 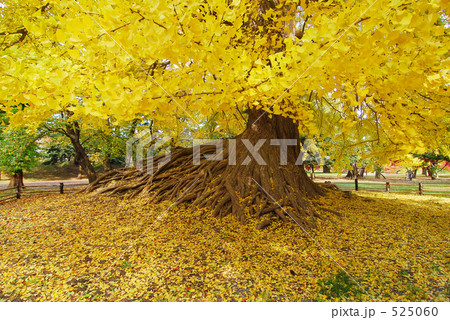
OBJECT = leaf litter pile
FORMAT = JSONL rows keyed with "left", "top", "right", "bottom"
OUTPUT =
{"left": 0, "top": 192, "right": 448, "bottom": 301}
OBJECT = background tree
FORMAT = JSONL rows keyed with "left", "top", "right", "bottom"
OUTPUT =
{"left": 83, "top": 118, "right": 136, "bottom": 171}
{"left": 40, "top": 111, "right": 98, "bottom": 182}
{"left": 322, "top": 158, "right": 333, "bottom": 174}
{"left": 374, "top": 163, "right": 385, "bottom": 179}
{"left": 412, "top": 151, "right": 450, "bottom": 180}
{"left": 0, "top": 107, "right": 39, "bottom": 187}
{"left": 0, "top": 125, "right": 38, "bottom": 187}
{"left": 41, "top": 138, "right": 76, "bottom": 166}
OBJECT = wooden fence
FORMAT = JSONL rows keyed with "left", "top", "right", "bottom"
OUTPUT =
{"left": 328, "top": 179, "right": 450, "bottom": 196}
{"left": 0, "top": 183, "right": 88, "bottom": 204}
{"left": 1, "top": 180, "right": 448, "bottom": 204}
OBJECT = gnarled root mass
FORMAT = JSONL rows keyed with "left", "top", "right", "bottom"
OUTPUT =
{"left": 82, "top": 110, "right": 344, "bottom": 229}
{"left": 81, "top": 141, "right": 341, "bottom": 230}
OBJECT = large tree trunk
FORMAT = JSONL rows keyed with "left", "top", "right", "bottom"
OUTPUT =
{"left": 8, "top": 169, "right": 24, "bottom": 188}
{"left": 83, "top": 108, "right": 340, "bottom": 228}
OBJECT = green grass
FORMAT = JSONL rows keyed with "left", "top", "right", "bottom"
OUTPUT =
{"left": 317, "top": 271, "right": 364, "bottom": 301}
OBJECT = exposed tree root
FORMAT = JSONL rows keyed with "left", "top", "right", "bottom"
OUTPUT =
{"left": 80, "top": 110, "right": 346, "bottom": 229}
{"left": 80, "top": 144, "right": 345, "bottom": 230}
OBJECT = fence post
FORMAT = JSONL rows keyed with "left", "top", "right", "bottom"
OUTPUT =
{"left": 354, "top": 178, "right": 358, "bottom": 191}
{"left": 419, "top": 183, "right": 423, "bottom": 195}
{"left": 60, "top": 183, "right": 64, "bottom": 194}
{"left": 16, "top": 185, "right": 21, "bottom": 199}
{"left": 386, "top": 182, "right": 390, "bottom": 193}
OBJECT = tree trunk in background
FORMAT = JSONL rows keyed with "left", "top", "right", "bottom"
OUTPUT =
{"left": 66, "top": 122, "right": 97, "bottom": 183}
{"left": 352, "top": 163, "right": 358, "bottom": 178}
{"left": 346, "top": 164, "right": 358, "bottom": 179}
{"left": 129, "top": 119, "right": 139, "bottom": 137}
{"left": 103, "top": 157, "right": 112, "bottom": 171}
{"left": 359, "top": 166, "right": 365, "bottom": 177}
{"left": 422, "top": 167, "right": 428, "bottom": 176}
{"left": 310, "top": 166, "right": 315, "bottom": 180}
{"left": 323, "top": 165, "right": 331, "bottom": 173}
{"left": 74, "top": 153, "right": 82, "bottom": 178}
{"left": 103, "top": 119, "right": 113, "bottom": 172}
{"left": 8, "top": 169, "right": 24, "bottom": 188}
{"left": 124, "top": 119, "right": 140, "bottom": 169}
{"left": 77, "top": 165, "right": 83, "bottom": 179}
{"left": 345, "top": 170, "right": 353, "bottom": 178}
{"left": 427, "top": 165, "right": 438, "bottom": 180}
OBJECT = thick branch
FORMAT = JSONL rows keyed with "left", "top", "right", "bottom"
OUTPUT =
{"left": 1, "top": 28, "right": 28, "bottom": 50}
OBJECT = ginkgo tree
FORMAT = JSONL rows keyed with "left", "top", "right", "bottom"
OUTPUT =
{"left": 1, "top": 0, "right": 448, "bottom": 227}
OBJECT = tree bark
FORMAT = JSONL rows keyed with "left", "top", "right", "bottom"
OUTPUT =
{"left": 103, "top": 119, "right": 113, "bottom": 172}
{"left": 426, "top": 166, "right": 438, "bottom": 180}
{"left": 359, "top": 166, "right": 365, "bottom": 177}
{"left": 103, "top": 157, "right": 112, "bottom": 171}
{"left": 8, "top": 169, "right": 24, "bottom": 188}
{"left": 66, "top": 122, "right": 97, "bottom": 183}
{"left": 352, "top": 162, "right": 358, "bottom": 178}
{"left": 77, "top": 164, "right": 83, "bottom": 179}
{"left": 422, "top": 167, "right": 428, "bottom": 176}
{"left": 429, "top": 168, "right": 438, "bottom": 180}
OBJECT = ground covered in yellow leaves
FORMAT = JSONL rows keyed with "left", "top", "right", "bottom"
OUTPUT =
{"left": 0, "top": 192, "right": 448, "bottom": 301}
